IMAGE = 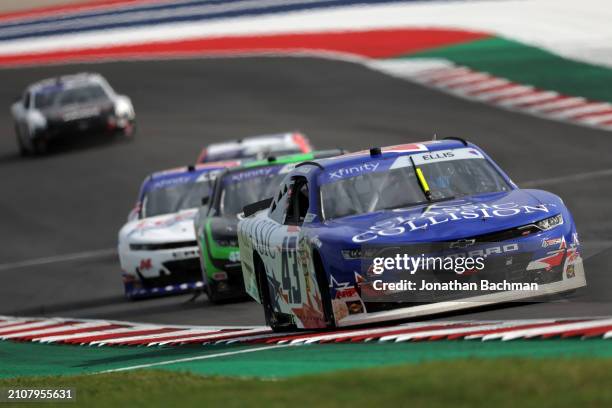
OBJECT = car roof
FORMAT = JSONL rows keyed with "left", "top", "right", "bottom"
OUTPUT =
{"left": 206, "top": 132, "right": 302, "bottom": 152}
{"left": 312, "top": 139, "right": 471, "bottom": 170}
{"left": 222, "top": 149, "right": 343, "bottom": 175}
{"left": 28, "top": 73, "right": 106, "bottom": 94}
{"left": 198, "top": 131, "right": 310, "bottom": 161}
{"left": 148, "top": 160, "right": 241, "bottom": 181}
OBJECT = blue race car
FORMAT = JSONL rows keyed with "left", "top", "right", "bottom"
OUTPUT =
{"left": 237, "top": 138, "right": 586, "bottom": 331}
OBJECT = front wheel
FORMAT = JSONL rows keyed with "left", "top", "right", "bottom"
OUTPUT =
{"left": 255, "top": 253, "right": 296, "bottom": 332}
{"left": 32, "top": 137, "right": 48, "bottom": 155}
{"left": 205, "top": 280, "right": 222, "bottom": 304}
{"left": 16, "top": 130, "right": 28, "bottom": 156}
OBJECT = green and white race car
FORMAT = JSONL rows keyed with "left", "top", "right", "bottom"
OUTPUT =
{"left": 194, "top": 150, "right": 343, "bottom": 303}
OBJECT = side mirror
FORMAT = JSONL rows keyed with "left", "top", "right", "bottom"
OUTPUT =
{"left": 243, "top": 198, "right": 273, "bottom": 218}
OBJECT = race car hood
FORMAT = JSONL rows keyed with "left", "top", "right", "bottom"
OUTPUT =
{"left": 123, "top": 209, "right": 198, "bottom": 244}
{"left": 208, "top": 216, "right": 239, "bottom": 242}
{"left": 320, "top": 189, "right": 564, "bottom": 245}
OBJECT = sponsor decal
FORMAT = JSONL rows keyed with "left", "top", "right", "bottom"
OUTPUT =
{"left": 449, "top": 238, "right": 476, "bottom": 249}
{"left": 352, "top": 202, "right": 553, "bottom": 243}
{"left": 336, "top": 287, "right": 358, "bottom": 299}
{"left": 196, "top": 169, "right": 223, "bottom": 182}
{"left": 542, "top": 237, "right": 563, "bottom": 248}
{"left": 148, "top": 175, "right": 192, "bottom": 191}
{"left": 228, "top": 167, "right": 277, "bottom": 183}
{"left": 328, "top": 162, "right": 380, "bottom": 180}
{"left": 566, "top": 264, "right": 576, "bottom": 278}
{"left": 346, "top": 300, "right": 364, "bottom": 315}
{"left": 228, "top": 251, "right": 241, "bottom": 262}
{"left": 421, "top": 151, "right": 454, "bottom": 161}
{"left": 457, "top": 243, "right": 519, "bottom": 259}
{"left": 139, "top": 258, "right": 152, "bottom": 270}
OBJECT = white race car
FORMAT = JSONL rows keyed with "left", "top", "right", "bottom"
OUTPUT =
{"left": 196, "top": 131, "right": 312, "bottom": 163}
{"left": 118, "top": 161, "right": 239, "bottom": 298}
{"left": 11, "top": 72, "right": 135, "bottom": 155}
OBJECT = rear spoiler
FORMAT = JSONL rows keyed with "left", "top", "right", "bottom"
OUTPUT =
{"left": 243, "top": 197, "right": 273, "bottom": 218}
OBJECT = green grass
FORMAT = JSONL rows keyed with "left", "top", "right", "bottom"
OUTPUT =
{"left": 2, "top": 358, "right": 612, "bottom": 408}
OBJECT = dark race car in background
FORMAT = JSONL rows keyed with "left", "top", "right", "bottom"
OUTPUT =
{"left": 194, "top": 149, "right": 344, "bottom": 303}
{"left": 237, "top": 139, "right": 586, "bottom": 331}
{"left": 118, "top": 161, "right": 239, "bottom": 299}
{"left": 196, "top": 131, "right": 312, "bottom": 163}
{"left": 11, "top": 72, "right": 136, "bottom": 155}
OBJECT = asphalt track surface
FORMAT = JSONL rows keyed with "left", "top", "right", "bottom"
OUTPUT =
{"left": 0, "top": 56, "right": 611, "bottom": 326}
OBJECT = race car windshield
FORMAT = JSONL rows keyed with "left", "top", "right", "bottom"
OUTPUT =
{"left": 219, "top": 171, "right": 286, "bottom": 216}
{"left": 143, "top": 181, "right": 213, "bottom": 218}
{"left": 34, "top": 85, "right": 109, "bottom": 109}
{"left": 34, "top": 90, "right": 60, "bottom": 109}
{"left": 321, "top": 157, "right": 511, "bottom": 219}
{"left": 57, "top": 85, "right": 109, "bottom": 106}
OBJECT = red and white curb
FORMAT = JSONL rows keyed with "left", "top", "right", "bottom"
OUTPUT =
{"left": 368, "top": 58, "right": 612, "bottom": 132}
{"left": 2, "top": 315, "right": 612, "bottom": 346}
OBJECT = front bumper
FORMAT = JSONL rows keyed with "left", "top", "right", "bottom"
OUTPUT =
{"left": 121, "top": 246, "right": 204, "bottom": 299}
{"left": 330, "top": 227, "right": 586, "bottom": 327}
{"left": 201, "top": 238, "right": 246, "bottom": 299}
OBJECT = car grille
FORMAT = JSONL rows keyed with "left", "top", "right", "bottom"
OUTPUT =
{"left": 130, "top": 241, "right": 198, "bottom": 251}
{"left": 138, "top": 258, "right": 203, "bottom": 288}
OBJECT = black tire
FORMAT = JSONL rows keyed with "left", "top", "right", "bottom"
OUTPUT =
{"left": 312, "top": 250, "right": 335, "bottom": 329}
{"left": 32, "top": 137, "right": 48, "bottom": 155}
{"left": 205, "top": 280, "right": 222, "bottom": 304}
{"left": 254, "top": 253, "right": 296, "bottom": 332}
{"left": 15, "top": 130, "right": 28, "bottom": 157}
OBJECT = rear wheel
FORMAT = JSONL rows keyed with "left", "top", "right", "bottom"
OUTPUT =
{"left": 254, "top": 253, "right": 296, "bottom": 332}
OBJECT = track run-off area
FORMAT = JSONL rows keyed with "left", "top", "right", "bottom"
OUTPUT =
{"left": 3, "top": 315, "right": 612, "bottom": 378}
{"left": 1, "top": 0, "right": 612, "bottom": 381}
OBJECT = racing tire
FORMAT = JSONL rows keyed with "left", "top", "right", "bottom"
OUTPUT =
{"left": 32, "top": 137, "right": 48, "bottom": 155}
{"left": 205, "top": 280, "right": 223, "bottom": 304}
{"left": 312, "top": 250, "right": 336, "bottom": 329}
{"left": 254, "top": 252, "right": 296, "bottom": 332}
{"left": 15, "top": 130, "right": 28, "bottom": 157}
